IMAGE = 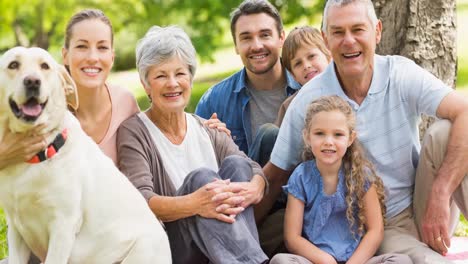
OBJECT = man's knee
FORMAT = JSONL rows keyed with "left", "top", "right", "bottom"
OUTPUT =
{"left": 270, "top": 253, "right": 309, "bottom": 264}
{"left": 418, "top": 119, "right": 451, "bottom": 182}
{"left": 379, "top": 253, "right": 413, "bottom": 264}
{"left": 258, "top": 123, "right": 279, "bottom": 145}
{"left": 423, "top": 119, "right": 451, "bottom": 148}
{"left": 269, "top": 254, "right": 289, "bottom": 264}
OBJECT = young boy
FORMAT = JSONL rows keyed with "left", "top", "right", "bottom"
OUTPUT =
{"left": 276, "top": 26, "right": 331, "bottom": 126}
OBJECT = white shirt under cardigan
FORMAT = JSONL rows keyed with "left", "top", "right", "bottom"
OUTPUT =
{"left": 139, "top": 112, "right": 218, "bottom": 189}
{"left": 271, "top": 55, "right": 452, "bottom": 218}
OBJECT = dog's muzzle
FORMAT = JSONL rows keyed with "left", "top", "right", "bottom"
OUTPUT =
{"left": 9, "top": 96, "right": 48, "bottom": 123}
{"left": 8, "top": 75, "right": 49, "bottom": 122}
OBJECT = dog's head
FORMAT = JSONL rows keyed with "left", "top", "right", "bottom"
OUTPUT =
{"left": 0, "top": 47, "right": 78, "bottom": 133}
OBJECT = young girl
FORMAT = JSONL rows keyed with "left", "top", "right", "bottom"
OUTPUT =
{"left": 276, "top": 26, "right": 331, "bottom": 126}
{"left": 271, "top": 96, "right": 412, "bottom": 264}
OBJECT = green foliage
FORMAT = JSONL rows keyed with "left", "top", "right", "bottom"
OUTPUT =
{"left": 0, "top": 208, "right": 7, "bottom": 260}
{"left": 457, "top": 61, "right": 468, "bottom": 88}
{"left": 455, "top": 214, "right": 468, "bottom": 237}
{"left": 188, "top": 81, "right": 216, "bottom": 113}
{"left": 113, "top": 27, "right": 139, "bottom": 71}
{"left": 136, "top": 90, "right": 151, "bottom": 112}
{"left": 0, "top": 0, "right": 324, "bottom": 62}
{"left": 457, "top": 4, "right": 468, "bottom": 89}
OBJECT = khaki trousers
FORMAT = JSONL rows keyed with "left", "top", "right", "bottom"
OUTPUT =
{"left": 378, "top": 120, "right": 468, "bottom": 264}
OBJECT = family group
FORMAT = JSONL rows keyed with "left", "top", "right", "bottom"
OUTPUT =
{"left": 1, "top": 0, "right": 467, "bottom": 263}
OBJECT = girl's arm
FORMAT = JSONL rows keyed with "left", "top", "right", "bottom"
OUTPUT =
{"left": 284, "top": 194, "right": 338, "bottom": 264}
{"left": 346, "top": 184, "right": 384, "bottom": 264}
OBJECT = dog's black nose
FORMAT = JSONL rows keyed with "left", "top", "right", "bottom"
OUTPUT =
{"left": 24, "top": 76, "right": 41, "bottom": 98}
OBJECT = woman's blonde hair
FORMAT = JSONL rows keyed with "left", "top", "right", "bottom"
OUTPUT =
{"left": 302, "top": 95, "right": 386, "bottom": 236}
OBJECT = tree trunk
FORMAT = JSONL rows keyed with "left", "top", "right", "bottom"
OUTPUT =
{"left": 12, "top": 20, "right": 30, "bottom": 47}
{"left": 33, "top": 1, "right": 49, "bottom": 50}
{"left": 373, "top": 0, "right": 456, "bottom": 137}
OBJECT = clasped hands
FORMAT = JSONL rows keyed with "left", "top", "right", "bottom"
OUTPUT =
{"left": 195, "top": 178, "right": 263, "bottom": 224}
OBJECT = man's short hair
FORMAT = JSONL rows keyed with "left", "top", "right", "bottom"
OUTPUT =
{"left": 230, "top": 0, "right": 283, "bottom": 44}
{"left": 321, "top": 0, "right": 378, "bottom": 33}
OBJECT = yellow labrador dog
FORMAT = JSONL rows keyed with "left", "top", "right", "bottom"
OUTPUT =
{"left": 0, "top": 47, "right": 171, "bottom": 264}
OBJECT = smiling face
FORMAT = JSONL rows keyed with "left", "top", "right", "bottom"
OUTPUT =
{"left": 290, "top": 45, "right": 330, "bottom": 85}
{"left": 304, "top": 110, "right": 355, "bottom": 170}
{"left": 62, "top": 19, "right": 114, "bottom": 91}
{"left": 322, "top": 1, "right": 381, "bottom": 82}
{"left": 144, "top": 56, "right": 192, "bottom": 114}
{"left": 234, "top": 13, "right": 285, "bottom": 75}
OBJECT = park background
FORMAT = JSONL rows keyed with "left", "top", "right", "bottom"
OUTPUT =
{"left": 0, "top": 0, "right": 467, "bottom": 258}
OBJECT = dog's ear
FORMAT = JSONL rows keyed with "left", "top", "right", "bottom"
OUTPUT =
{"left": 59, "top": 65, "right": 79, "bottom": 111}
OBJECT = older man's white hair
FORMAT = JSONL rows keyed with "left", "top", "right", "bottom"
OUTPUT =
{"left": 322, "top": 0, "right": 378, "bottom": 33}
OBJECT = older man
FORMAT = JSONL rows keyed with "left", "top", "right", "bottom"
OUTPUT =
{"left": 258, "top": 0, "right": 468, "bottom": 263}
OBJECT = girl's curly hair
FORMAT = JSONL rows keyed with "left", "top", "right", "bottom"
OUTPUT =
{"left": 302, "top": 95, "right": 386, "bottom": 237}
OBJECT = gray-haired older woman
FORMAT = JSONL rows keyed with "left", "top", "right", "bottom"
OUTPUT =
{"left": 117, "top": 25, "right": 269, "bottom": 264}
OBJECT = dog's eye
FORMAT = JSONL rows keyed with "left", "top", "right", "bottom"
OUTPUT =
{"left": 8, "top": 61, "right": 20, "bottom": 70}
{"left": 41, "top": 62, "right": 50, "bottom": 70}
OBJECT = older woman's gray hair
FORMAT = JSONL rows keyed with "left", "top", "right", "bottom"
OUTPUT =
{"left": 136, "top": 25, "right": 197, "bottom": 87}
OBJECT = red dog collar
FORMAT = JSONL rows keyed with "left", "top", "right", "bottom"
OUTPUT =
{"left": 28, "top": 129, "right": 68, "bottom": 164}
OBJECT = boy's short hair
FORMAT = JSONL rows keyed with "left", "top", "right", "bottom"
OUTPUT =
{"left": 281, "top": 26, "right": 331, "bottom": 73}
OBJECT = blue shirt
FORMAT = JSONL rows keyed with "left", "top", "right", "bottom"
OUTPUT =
{"left": 284, "top": 160, "right": 369, "bottom": 261}
{"left": 271, "top": 55, "right": 452, "bottom": 218}
{"left": 195, "top": 67, "right": 300, "bottom": 154}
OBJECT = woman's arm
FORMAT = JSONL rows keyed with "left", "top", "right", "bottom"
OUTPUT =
{"left": 346, "top": 185, "right": 384, "bottom": 264}
{"left": 285, "top": 194, "right": 338, "bottom": 264}
{"left": 205, "top": 119, "right": 267, "bottom": 209}
{"left": 117, "top": 118, "right": 244, "bottom": 224}
{"left": 0, "top": 125, "right": 48, "bottom": 169}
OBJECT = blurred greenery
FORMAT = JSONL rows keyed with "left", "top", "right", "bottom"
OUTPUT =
{"left": 457, "top": 0, "right": 468, "bottom": 89}
{"left": 458, "top": 62, "right": 468, "bottom": 88}
{"left": 0, "top": 0, "right": 325, "bottom": 70}
{"left": 456, "top": 215, "right": 468, "bottom": 237}
{"left": 0, "top": 208, "right": 6, "bottom": 259}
